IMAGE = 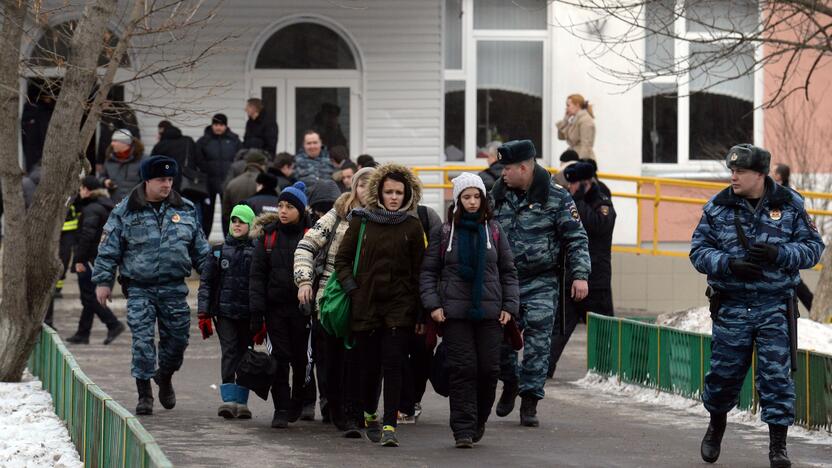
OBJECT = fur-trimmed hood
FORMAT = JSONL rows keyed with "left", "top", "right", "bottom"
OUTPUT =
{"left": 334, "top": 192, "right": 352, "bottom": 219}
{"left": 366, "top": 163, "right": 422, "bottom": 212}
{"left": 250, "top": 212, "right": 281, "bottom": 239}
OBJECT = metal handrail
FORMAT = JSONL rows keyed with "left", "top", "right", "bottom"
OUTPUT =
{"left": 412, "top": 165, "right": 832, "bottom": 259}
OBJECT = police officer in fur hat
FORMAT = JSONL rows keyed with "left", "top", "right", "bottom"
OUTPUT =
{"left": 691, "top": 144, "right": 823, "bottom": 467}
{"left": 93, "top": 155, "right": 211, "bottom": 416}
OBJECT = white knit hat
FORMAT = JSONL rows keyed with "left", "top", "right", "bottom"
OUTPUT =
{"left": 111, "top": 128, "right": 133, "bottom": 144}
{"left": 448, "top": 172, "right": 491, "bottom": 253}
{"left": 451, "top": 172, "right": 487, "bottom": 210}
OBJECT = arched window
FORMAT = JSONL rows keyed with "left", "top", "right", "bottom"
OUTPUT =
{"left": 255, "top": 23, "right": 356, "bottom": 69}
{"left": 29, "top": 21, "right": 130, "bottom": 67}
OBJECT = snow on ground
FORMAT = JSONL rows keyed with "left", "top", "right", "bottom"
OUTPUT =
{"left": 576, "top": 372, "right": 832, "bottom": 445}
{"left": 655, "top": 307, "right": 832, "bottom": 356}
{"left": 0, "top": 371, "right": 82, "bottom": 468}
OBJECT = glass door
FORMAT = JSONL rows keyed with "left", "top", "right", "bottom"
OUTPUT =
{"left": 287, "top": 78, "right": 360, "bottom": 155}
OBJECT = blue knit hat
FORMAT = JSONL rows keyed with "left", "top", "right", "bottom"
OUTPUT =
{"left": 278, "top": 181, "right": 308, "bottom": 212}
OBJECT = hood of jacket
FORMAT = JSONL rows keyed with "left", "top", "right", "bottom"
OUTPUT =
{"left": 366, "top": 163, "right": 422, "bottom": 212}
{"left": 250, "top": 211, "right": 281, "bottom": 239}
{"left": 160, "top": 126, "right": 183, "bottom": 140}
{"left": 334, "top": 192, "right": 352, "bottom": 219}
{"left": 81, "top": 188, "right": 115, "bottom": 210}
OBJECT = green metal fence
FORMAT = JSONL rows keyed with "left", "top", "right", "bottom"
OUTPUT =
{"left": 27, "top": 326, "right": 173, "bottom": 468}
{"left": 586, "top": 313, "right": 832, "bottom": 432}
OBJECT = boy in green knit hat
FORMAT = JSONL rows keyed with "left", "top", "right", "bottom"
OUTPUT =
{"left": 197, "top": 203, "right": 257, "bottom": 419}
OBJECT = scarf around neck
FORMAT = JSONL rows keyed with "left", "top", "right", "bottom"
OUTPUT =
{"left": 456, "top": 212, "right": 486, "bottom": 320}
{"left": 348, "top": 207, "right": 410, "bottom": 225}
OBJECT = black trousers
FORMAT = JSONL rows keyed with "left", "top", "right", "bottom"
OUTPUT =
{"left": 355, "top": 327, "right": 410, "bottom": 427}
{"left": 444, "top": 319, "right": 502, "bottom": 439}
{"left": 550, "top": 289, "right": 613, "bottom": 376}
{"left": 75, "top": 264, "right": 119, "bottom": 336}
{"left": 201, "top": 189, "right": 222, "bottom": 238}
{"left": 400, "top": 332, "right": 432, "bottom": 415}
{"left": 266, "top": 315, "right": 310, "bottom": 411}
{"left": 216, "top": 316, "right": 251, "bottom": 384}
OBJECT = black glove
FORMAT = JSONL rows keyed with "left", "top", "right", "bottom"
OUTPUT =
{"left": 729, "top": 259, "right": 764, "bottom": 281}
{"left": 747, "top": 242, "right": 779, "bottom": 266}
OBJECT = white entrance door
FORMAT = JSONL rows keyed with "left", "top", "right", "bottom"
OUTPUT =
{"left": 251, "top": 76, "right": 360, "bottom": 155}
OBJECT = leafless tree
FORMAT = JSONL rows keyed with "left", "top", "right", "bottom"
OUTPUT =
{"left": 0, "top": 0, "right": 230, "bottom": 381}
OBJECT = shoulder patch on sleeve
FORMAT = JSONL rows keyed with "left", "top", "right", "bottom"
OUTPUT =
{"left": 567, "top": 201, "right": 580, "bottom": 221}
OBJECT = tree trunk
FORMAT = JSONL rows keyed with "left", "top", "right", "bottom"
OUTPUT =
{"left": 0, "top": 0, "right": 118, "bottom": 381}
{"left": 809, "top": 247, "right": 832, "bottom": 323}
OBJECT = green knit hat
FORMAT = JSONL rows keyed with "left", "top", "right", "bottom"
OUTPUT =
{"left": 229, "top": 204, "right": 256, "bottom": 236}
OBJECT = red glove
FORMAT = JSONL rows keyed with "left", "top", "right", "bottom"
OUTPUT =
{"left": 197, "top": 313, "right": 213, "bottom": 340}
{"left": 252, "top": 324, "right": 267, "bottom": 345}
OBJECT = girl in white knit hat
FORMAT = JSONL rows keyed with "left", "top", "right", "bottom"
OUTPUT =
{"left": 419, "top": 172, "right": 520, "bottom": 448}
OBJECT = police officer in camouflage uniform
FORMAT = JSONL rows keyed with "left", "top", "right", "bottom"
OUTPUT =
{"left": 94, "top": 156, "right": 211, "bottom": 416}
{"left": 690, "top": 144, "right": 823, "bottom": 468}
{"left": 489, "top": 140, "right": 591, "bottom": 427}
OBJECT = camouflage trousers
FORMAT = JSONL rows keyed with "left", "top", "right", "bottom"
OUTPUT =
{"left": 500, "top": 279, "right": 557, "bottom": 400}
{"left": 703, "top": 302, "right": 795, "bottom": 426}
{"left": 126, "top": 282, "right": 191, "bottom": 380}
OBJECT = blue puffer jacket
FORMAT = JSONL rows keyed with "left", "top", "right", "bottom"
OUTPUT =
{"left": 197, "top": 236, "right": 255, "bottom": 319}
{"left": 92, "top": 186, "right": 211, "bottom": 288}
{"left": 690, "top": 178, "right": 824, "bottom": 305}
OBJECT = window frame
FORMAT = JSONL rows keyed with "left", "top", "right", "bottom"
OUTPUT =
{"left": 641, "top": 1, "right": 764, "bottom": 173}
{"left": 442, "top": 0, "right": 551, "bottom": 165}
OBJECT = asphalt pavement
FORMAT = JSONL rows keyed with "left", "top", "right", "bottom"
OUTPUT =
{"left": 49, "top": 279, "right": 832, "bottom": 467}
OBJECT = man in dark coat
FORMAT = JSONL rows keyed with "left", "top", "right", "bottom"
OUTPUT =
{"left": 20, "top": 94, "right": 54, "bottom": 172}
{"left": 195, "top": 113, "right": 241, "bottom": 237}
{"left": 243, "top": 98, "right": 278, "bottom": 156}
{"left": 66, "top": 176, "right": 125, "bottom": 345}
{"left": 152, "top": 120, "right": 196, "bottom": 192}
{"left": 477, "top": 141, "right": 504, "bottom": 193}
{"left": 270, "top": 152, "right": 297, "bottom": 191}
{"left": 548, "top": 162, "right": 616, "bottom": 378}
{"left": 244, "top": 172, "right": 280, "bottom": 215}
{"left": 222, "top": 152, "right": 266, "bottom": 231}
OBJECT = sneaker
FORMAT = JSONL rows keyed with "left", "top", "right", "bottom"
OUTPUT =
{"left": 364, "top": 414, "right": 382, "bottom": 443}
{"left": 455, "top": 437, "right": 474, "bottom": 449}
{"left": 217, "top": 402, "right": 237, "bottom": 419}
{"left": 398, "top": 412, "right": 416, "bottom": 424}
{"left": 343, "top": 419, "right": 362, "bottom": 439}
{"left": 381, "top": 425, "right": 399, "bottom": 447}
{"left": 272, "top": 410, "right": 288, "bottom": 429}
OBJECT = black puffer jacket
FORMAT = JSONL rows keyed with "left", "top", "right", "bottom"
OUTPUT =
{"left": 420, "top": 220, "right": 519, "bottom": 320}
{"left": 574, "top": 183, "right": 616, "bottom": 291}
{"left": 243, "top": 112, "right": 278, "bottom": 156}
{"left": 151, "top": 125, "right": 196, "bottom": 191}
{"left": 249, "top": 213, "right": 311, "bottom": 322}
{"left": 478, "top": 161, "right": 504, "bottom": 193}
{"left": 195, "top": 126, "right": 241, "bottom": 190}
{"left": 74, "top": 189, "right": 115, "bottom": 264}
{"left": 197, "top": 236, "right": 255, "bottom": 319}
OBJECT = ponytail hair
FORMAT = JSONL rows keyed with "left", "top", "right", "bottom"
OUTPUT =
{"left": 568, "top": 93, "right": 594, "bottom": 119}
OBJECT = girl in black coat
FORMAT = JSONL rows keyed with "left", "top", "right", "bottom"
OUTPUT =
{"left": 420, "top": 173, "right": 519, "bottom": 448}
{"left": 197, "top": 204, "right": 256, "bottom": 420}
{"left": 249, "top": 182, "right": 311, "bottom": 429}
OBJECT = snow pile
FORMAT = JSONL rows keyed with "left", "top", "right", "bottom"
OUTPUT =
{"left": 0, "top": 372, "right": 82, "bottom": 468}
{"left": 655, "top": 307, "right": 832, "bottom": 356}
{"left": 576, "top": 372, "right": 832, "bottom": 443}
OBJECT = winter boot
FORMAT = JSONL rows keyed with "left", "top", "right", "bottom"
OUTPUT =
{"left": 271, "top": 410, "right": 289, "bottom": 429}
{"left": 103, "top": 322, "right": 126, "bottom": 345}
{"left": 700, "top": 412, "right": 727, "bottom": 463}
{"left": 455, "top": 436, "right": 474, "bottom": 449}
{"left": 236, "top": 386, "right": 252, "bottom": 420}
{"left": 153, "top": 369, "right": 176, "bottom": 410}
{"left": 301, "top": 402, "right": 316, "bottom": 421}
{"left": 768, "top": 424, "right": 791, "bottom": 468}
{"left": 519, "top": 395, "right": 539, "bottom": 427}
{"left": 473, "top": 423, "right": 486, "bottom": 443}
{"left": 495, "top": 380, "right": 518, "bottom": 417}
{"left": 288, "top": 399, "right": 303, "bottom": 423}
{"left": 135, "top": 379, "right": 154, "bottom": 415}
{"left": 218, "top": 384, "right": 237, "bottom": 419}
{"left": 65, "top": 333, "right": 90, "bottom": 345}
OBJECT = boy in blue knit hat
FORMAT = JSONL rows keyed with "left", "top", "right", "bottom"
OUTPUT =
{"left": 197, "top": 203, "right": 257, "bottom": 419}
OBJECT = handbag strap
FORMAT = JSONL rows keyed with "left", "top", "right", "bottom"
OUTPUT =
{"left": 352, "top": 219, "right": 367, "bottom": 275}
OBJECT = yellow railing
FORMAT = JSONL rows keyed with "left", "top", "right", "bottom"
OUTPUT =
{"left": 412, "top": 165, "right": 832, "bottom": 259}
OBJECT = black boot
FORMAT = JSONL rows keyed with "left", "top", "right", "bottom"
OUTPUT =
{"left": 103, "top": 322, "right": 126, "bottom": 345}
{"left": 153, "top": 369, "right": 176, "bottom": 410}
{"left": 768, "top": 424, "right": 791, "bottom": 468}
{"left": 519, "top": 395, "right": 539, "bottom": 427}
{"left": 495, "top": 380, "right": 518, "bottom": 417}
{"left": 135, "top": 379, "right": 154, "bottom": 415}
{"left": 272, "top": 410, "right": 289, "bottom": 429}
{"left": 65, "top": 334, "right": 89, "bottom": 345}
{"left": 700, "top": 412, "right": 727, "bottom": 463}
